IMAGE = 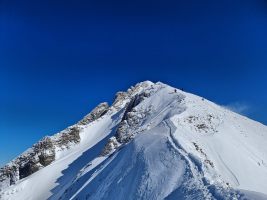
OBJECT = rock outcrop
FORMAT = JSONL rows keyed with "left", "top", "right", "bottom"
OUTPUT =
{"left": 0, "top": 127, "right": 80, "bottom": 188}
{"left": 0, "top": 101, "right": 110, "bottom": 189}
{"left": 101, "top": 81, "right": 160, "bottom": 155}
{"left": 78, "top": 102, "right": 109, "bottom": 125}
{"left": 100, "top": 137, "right": 120, "bottom": 156}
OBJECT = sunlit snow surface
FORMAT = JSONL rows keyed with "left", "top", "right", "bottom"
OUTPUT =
{"left": 1, "top": 82, "right": 267, "bottom": 200}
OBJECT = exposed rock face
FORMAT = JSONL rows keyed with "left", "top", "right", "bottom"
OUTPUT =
{"left": 55, "top": 126, "right": 80, "bottom": 148}
{"left": 112, "top": 92, "right": 128, "bottom": 109}
{"left": 100, "top": 137, "right": 120, "bottom": 156}
{"left": 116, "top": 97, "right": 152, "bottom": 143}
{"left": 78, "top": 102, "right": 109, "bottom": 125}
{"left": 19, "top": 161, "right": 41, "bottom": 179}
{"left": 111, "top": 81, "right": 154, "bottom": 110}
{"left": 33, "top": 136, "right": 55, "bottom": 167}
{"left": 114, "top": 83, "right": 160, "bottom": 144}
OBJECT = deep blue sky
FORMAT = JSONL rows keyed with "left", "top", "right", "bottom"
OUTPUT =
{"left": 1, "top": 0, "right": 267, "bottom": 166}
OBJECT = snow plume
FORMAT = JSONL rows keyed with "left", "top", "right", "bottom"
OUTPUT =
{"left": 223, "top": 102, "right": 250, "bottom": 115}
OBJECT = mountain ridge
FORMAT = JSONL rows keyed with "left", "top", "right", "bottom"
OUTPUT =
{"left": 1, "top": 81, "right": 267, "bottom": 200}
{"left": 0, "top": 81, "right": 154, "bottom": 190}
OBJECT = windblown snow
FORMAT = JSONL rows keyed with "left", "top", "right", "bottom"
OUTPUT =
{"left": 1, "top": 81, "right": 267, "bottom": 200}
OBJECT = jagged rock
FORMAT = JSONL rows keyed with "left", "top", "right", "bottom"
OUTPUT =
{"left": 55, "top": 126, "right": 80, "bottom": 148}
{"left": 121, "top": 95, "right": 143, "bottom": 121}
{"left": 112, "top": 81, "right": 154, "bottom": 110}
{"left": 19, "top": 161, "right": 42, "bottom": 179}
{"left": 100, "top": 137, "right": 120, "bottom": 156}
{"left": 78, "top": 102, "right": 109, "bottom": 125}
{"left": 112, "top": 92, "right": 128, "bottom": 109}
{"left": 34, "top": 136, "right": 55, "bottom": 166}
{"left": 115, "top": 93, "right": 153, "bottom": 143}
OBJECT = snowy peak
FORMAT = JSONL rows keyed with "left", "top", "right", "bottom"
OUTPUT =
{"left": 1, "top": 81, "right": 267, "bottom": 200}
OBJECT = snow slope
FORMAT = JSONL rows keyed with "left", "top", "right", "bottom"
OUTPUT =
{"left": 1, "top": 81, "right": 267, "bottom": 200}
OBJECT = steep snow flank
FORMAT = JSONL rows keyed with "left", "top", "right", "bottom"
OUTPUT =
{"left": 0, "top": 111, "right": 123, "bottom": 200}
{"left": 171, "top": 92, "right": 267, "bottom": 194}
{"left": 62, "top": 123, "right": 213, "bottom": 200}
{"left": 1, "top": 81, "right": 267, "bottom": 200}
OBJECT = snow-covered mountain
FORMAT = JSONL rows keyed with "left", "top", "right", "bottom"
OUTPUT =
{"left": 1, "top": 81, "right": 267, "bottom": 200}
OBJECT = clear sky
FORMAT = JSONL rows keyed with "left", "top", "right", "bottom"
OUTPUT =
{"left": 1, "top": 0, "right": 267, "bottom": 166}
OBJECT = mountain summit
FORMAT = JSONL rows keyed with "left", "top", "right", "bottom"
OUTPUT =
{"left": 1, "top": 81, "right": 267, "bottom": 200}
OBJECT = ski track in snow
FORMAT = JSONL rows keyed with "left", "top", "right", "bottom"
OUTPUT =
{"left": 216, "top": 153, "right": 240, "bottom": 186}
{"left": 163, "top": 119, "right": 217, "bottom": 200}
